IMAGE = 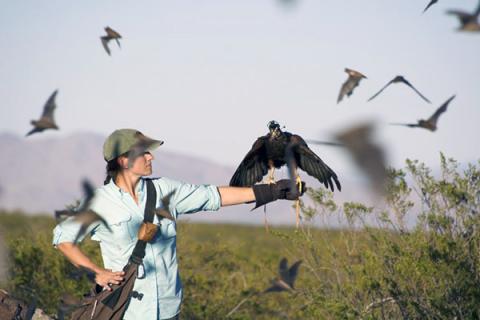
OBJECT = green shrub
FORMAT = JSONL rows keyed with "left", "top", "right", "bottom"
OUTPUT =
{"left": 284, "top": 155, "right": 480, "bottom": 319}
{"left": 0, "top": 212, "right": 102, "bottom": 315}
{"left": 0, "top": 155, "right": 479, "bottom": 319}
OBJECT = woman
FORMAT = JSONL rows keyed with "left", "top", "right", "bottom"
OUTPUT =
{"left": 53, "top": 129, "right": 304, "bottom": 320}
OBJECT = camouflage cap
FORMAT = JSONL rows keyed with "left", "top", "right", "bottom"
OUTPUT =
{"left": 103, "top": 129, "right": 164, "bottom": 162}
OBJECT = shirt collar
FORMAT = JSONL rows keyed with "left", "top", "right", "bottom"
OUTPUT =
{"left": 136, "top": 178, "right": 145, "bottom": 196}
{"left": 108, "top": 177, "right": 145, "bottom": 199}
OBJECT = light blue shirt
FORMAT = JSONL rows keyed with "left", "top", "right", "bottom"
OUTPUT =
{"left": 52, "top": 177, "right": 221, "bottom": 320}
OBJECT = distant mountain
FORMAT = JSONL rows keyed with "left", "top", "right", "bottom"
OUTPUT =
{"left": 0, "top": 132, "right": 372, "bottom": 226}
{"left": 0, "top": 132, "right": 231, "bottom": 210}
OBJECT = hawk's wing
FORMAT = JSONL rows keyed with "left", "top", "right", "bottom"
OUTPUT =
{"left": 229, "top": 136, "right": 269, "bottom": 187}
{"left": 289, "top": 135, "right": 341, "bottom": 191}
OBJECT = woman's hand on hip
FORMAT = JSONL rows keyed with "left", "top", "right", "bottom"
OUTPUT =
{"left": 95, "top": 268, "right": 125, "bottom": 291}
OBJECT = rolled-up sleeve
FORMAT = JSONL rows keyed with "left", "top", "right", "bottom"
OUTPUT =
{"left": 156, "top": 178, "right": 221, "bottom": 215}
{"left": 52, "top": 217, "right": 99, "bottom": 247}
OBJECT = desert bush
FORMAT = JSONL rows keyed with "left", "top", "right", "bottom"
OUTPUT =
{"left": 0, "top": 212, "right": 101, "bottom": 315}
{"left": 0, "top": 155, "right": 479, "bottom": 319}
{"left": 284, "top": 154, "right": 480, "bottom": 319}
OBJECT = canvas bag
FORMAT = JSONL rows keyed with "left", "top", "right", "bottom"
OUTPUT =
{"left": 71, "top": 179, "right": 159, "bottom": 320}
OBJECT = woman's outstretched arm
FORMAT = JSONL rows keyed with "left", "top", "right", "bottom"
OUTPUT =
{"left": 217, "top": 186, "right": 255, "bottom": 206}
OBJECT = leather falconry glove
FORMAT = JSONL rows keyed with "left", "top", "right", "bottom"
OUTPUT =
{"left": 252, "top": 179, "right": 306, "bottom": 209}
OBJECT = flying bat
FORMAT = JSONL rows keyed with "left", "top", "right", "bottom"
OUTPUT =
{"left": 265, "top": 258, "right": 302, "bottom": 293}
{"left": 390, "top": 95, "right": 456, "bottom": 131}
{"left": 368, "top": 75, "right": 431, "bottom": 103}
{"left": 101, "top": 26, "right": 122, "bottom": 55}
{"left": 26, "top": 90, "right": 59, "bottom": 136}
{"left": 155, "top": 191, "right": 175, "bottom": 221}
{"left": 337, "top": 68, "right": 367, "bottom": 104}
{"left": 308, "top": 123, "right": 388, "bottom": 196}
{"left": 55, "top": 179, "right": 111, "bottom": 243}
{"left": 447, "top": 2, "right": 480, "bottom": 32}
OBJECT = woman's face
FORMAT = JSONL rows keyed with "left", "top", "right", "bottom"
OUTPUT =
{"left": 119, "top": 151, "right": 154, "bottom": 177}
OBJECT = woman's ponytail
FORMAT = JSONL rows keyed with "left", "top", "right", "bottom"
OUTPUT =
{"left": 104, "top": 158, "right": 121, "bottom": 185}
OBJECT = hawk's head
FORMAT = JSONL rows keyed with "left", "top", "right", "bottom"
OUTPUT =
{"left": 268, "top": 120, "right": 282, "bottom": 138}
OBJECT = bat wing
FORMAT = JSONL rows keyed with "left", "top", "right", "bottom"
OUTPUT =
{"left": 305, "top": 139, "right": 344, "bottom": 147}
{"left": 338, "top": 77, "right": 360, "bottom": 103}
{"left": 446, "top": 10, "right": 474, "bottom": 24}
{"left": 81, "top": 179, "right": 95, "bottom": 209}
{"left": 26, "top": 127, "right": 42, "bottom": 137}
{"left": 400, "top": 78, "right": 431, "bottom": 103}
{"left": 367, "top": 79, "right": 394, "bottom": 102}
{"left": 287, "top": 260, "right": 302, "bottom": 288}
{"left": 423, "top": 0, "right": 438, "bottom": 13}
{"left": 427, "top": 95, "right": 455, "bottom": 124}
{"left": 264, "top": 284, "right": 284, "bottom": 293}
{"left": 41, "top": 90, "right": 58, "bottom": 121}
{"left": 278, "top": 258, "right": 289, "bottom": 280}
{"left": 336, "top": 123, "right": 388, "bottom": 194}
{"left": 101, "top": 37, "right": 111, "bottom": 55}
{"left": 389, "top": 122, "right": 419, "bottom": 128}
{"left": 73, "top": 210, "right": 111, "bottom": 244}
{"left": 155, "top": 191, "right": 175, "bottom": 221}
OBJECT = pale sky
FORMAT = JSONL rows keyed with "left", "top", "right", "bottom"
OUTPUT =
{"left": 1, "top": 0, "right": 479, "bottom": 178}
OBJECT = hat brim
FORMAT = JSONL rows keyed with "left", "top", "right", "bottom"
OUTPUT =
{"left": 146, "top": 139, "right": 164, "bottom": 152}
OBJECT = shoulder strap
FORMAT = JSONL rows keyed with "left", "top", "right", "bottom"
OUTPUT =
{"left": 144, "top": 179, "right": 156, "bottom": 223}
{"left": 130, "top": 179, "right": 157, "bottom": 263}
